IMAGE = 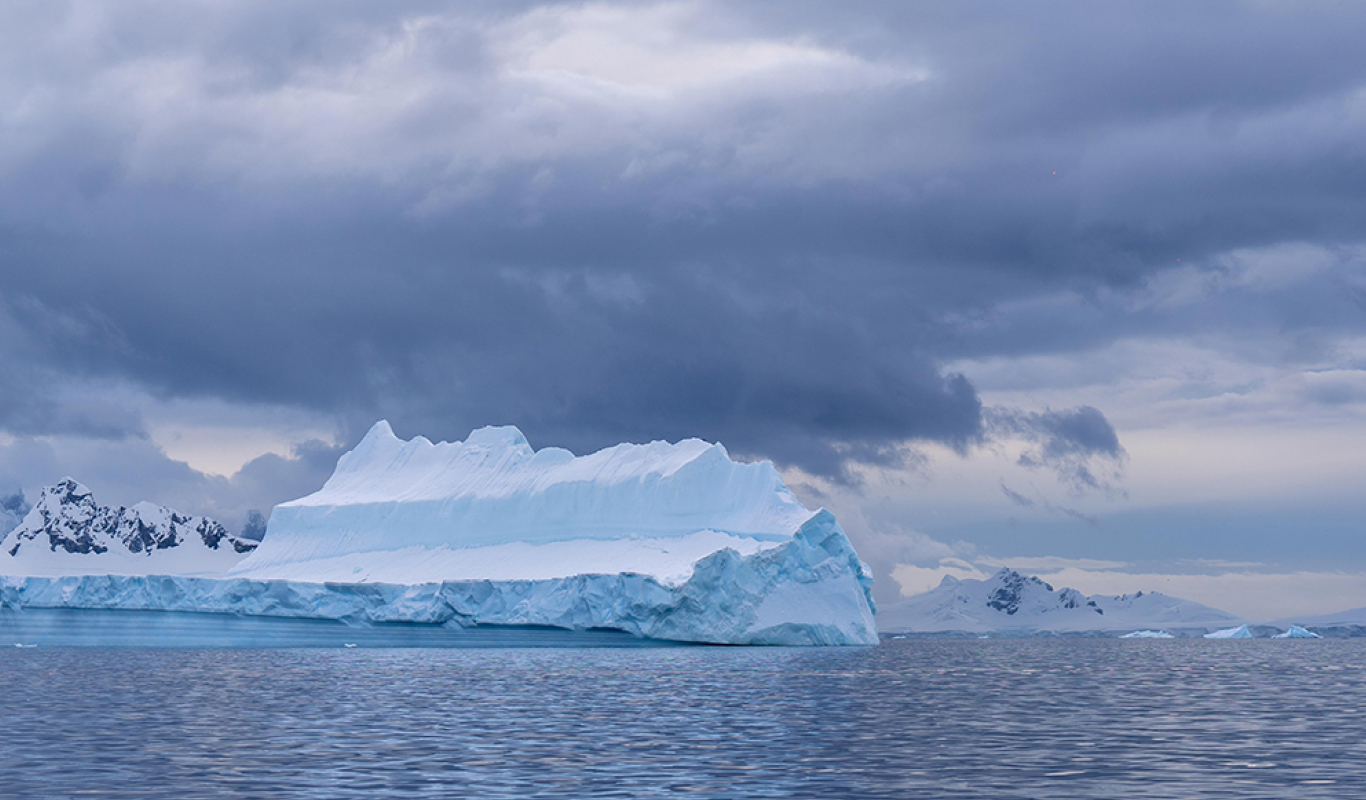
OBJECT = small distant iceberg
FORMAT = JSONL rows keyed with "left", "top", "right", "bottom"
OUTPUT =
{"left": 1122, "top": 630, "right": 1175, "bottom": 639}
{"left": 1273, "top": 625, "right": 1320, "bottom": 639}
{"left": 1204, "top": 624, "right": 1254, "bottom": 639}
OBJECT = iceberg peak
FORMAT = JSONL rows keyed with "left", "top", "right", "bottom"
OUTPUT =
{"left": 365, "top": 418, "right": 397, "bottom": 441}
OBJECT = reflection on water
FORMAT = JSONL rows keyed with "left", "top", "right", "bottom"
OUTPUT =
{"left": 1, "top": 638, "right": 1363, "bottom": 798}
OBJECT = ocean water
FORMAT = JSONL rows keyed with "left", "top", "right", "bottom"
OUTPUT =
{"left": 1, "top": 637, "right": 1362, "bottom": 799}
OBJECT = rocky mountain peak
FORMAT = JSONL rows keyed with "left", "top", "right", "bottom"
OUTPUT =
{"left": 3, "top": 479, "right": 257, "bottom": 559}
{"left": 985, "top": 568, "right": 1055, "bottom": 615}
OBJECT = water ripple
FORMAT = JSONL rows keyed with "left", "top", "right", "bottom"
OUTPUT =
{"left": 1, "top": 639, "right": 1363, "bottom": 798}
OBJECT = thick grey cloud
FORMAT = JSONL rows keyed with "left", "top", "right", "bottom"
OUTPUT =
{"left": 988, "top": 407, "right": 1126, "bottom": 494}
{"left": 2, "top": 0, "right": 1365, "bottom": 491}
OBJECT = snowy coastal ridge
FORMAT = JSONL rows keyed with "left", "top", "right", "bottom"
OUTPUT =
{"left": 0, "top": 422, "right": 1360, "bottom": 644}
{"left": 877, "top": 569, "right": 1364, "bottom": 639}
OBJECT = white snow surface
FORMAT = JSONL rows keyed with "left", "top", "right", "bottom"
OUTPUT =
{"left": 0, "top": 479, "right": 253, "bottom": 578}
{"left": 877, "top": 569, "right": 1242, "bottom": 635}
{"left": 229, "top": 421, "right": 815, "bottom": 584}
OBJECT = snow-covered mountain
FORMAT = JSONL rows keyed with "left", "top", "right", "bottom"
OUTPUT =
{"left": 0, "top": 478, "right": 256, "bottom": 578}
{"left": 877, "top": 568, "right": 1242, "bottom": 635}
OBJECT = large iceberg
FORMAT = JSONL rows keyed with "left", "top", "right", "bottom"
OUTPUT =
{"left": 1, "top": 423, "right": 878, "bottom": 646}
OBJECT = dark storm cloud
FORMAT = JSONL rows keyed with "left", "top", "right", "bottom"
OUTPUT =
{"left": 3, "top": 1, "right": 1366, "bottom": 480}
{"left": 989, "top": 407, "right": 1126, "bottom": 494}
{"left": 0, "top": 296, "right": 147, "bottom": 440}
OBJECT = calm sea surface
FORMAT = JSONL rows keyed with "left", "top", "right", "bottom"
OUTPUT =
{"left": 1, "top": 638, "right": 1363, "bottom": 799}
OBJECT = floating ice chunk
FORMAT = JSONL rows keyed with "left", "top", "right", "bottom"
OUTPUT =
{"left": 1272, "top": 625, "right": 1321, "bottom": 639}
{"left": 1121, "top": 629, "right": 1175, "bottom": 638}
{"left": 1204, "top": 624, "right": 1254, "bottom": 639}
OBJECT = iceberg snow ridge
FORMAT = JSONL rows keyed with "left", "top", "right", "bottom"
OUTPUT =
{"left": 230, "top": 421, "right": 820, "bottom": 582}
{"left": 1, "top": 423, "right": 879, "bottom": 646}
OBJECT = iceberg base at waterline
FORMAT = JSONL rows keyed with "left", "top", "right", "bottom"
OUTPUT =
{"left": 0, "top": 511, "right": 878, "bottom": 646}
{"left": 0, "top": 608, "right": 684, "bottom": 649}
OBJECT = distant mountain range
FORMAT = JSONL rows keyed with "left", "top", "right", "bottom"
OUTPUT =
{"left": 877, "top": 568, "right": 1243, "bottom": 636}
{"left": 0, "top": 478, "right": 256, "bottom": 577}
{"left": 878, "top": 567, "right": 1366, "bottom": 637}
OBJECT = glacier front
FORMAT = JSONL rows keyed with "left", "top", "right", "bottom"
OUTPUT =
{"left": 2, "top": 422, "right": 878, "bottom": 646}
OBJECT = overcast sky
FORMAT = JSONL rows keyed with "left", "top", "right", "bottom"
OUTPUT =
{"left": 2, "top": 1, "right": 1364, "bottom": 618}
